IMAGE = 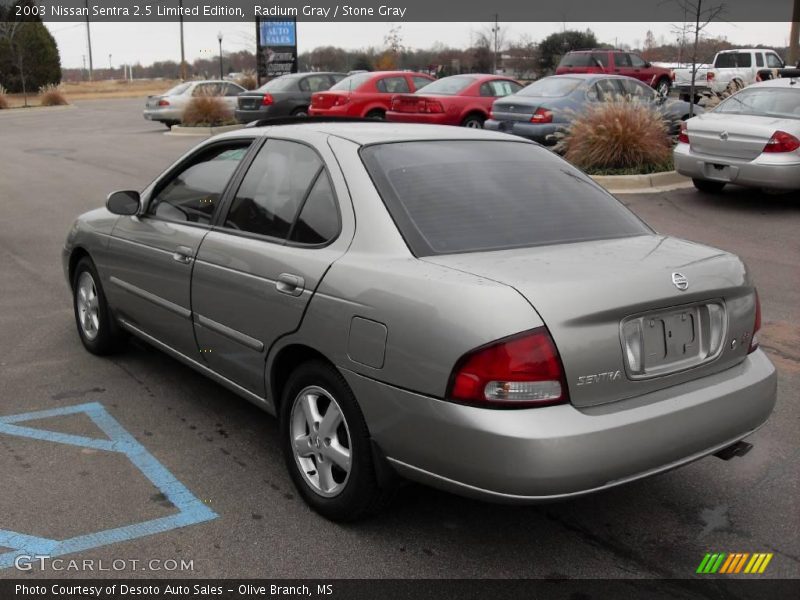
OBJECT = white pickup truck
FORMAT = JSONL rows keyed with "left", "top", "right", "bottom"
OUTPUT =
{"left": 672, "top": 48, "right": 785, "bottom": 100}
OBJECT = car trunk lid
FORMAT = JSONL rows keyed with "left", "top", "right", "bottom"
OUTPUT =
{"left": 688, "top": 113, "right": 781, "bottom": 160}
{"left": 311, "top": 91, "right": 347, "bottom": 110}
{"left": 491, "top": 98, "right": 540, "bottom": 121}
{"left": 425, "top": 235, "right": 756, "bottom": 408}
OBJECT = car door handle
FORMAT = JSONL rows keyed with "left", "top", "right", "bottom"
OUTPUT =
{"left": 276, "top": 273, "right": 305, "bottom": 296}
{"left": 172, "top": 246, "right": 194, "bottom": 264}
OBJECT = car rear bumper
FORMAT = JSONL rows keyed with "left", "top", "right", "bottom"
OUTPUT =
{"left": 484, "top": 119, "right": 559, "bottom": 145}
{"left": 235, "top": 108, "right": 271, "bottom": 123}
{"left": 143, "top": 108, "right": 181, "bottom": 122}
{"left": 386, "top": 112, "right": 458, "bottom": 126}
{"left": 308, "top": 105, "right": 352, "bottom": 117}
{"left": 674, "top": 143, "right": 800, "bottom": 190}
{"left": 342, "top": 350, "right": 776, "bottom": 502}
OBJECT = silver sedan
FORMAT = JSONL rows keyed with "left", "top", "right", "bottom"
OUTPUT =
{"left": 674, "top": 76, "right": 800, "bottom": 192}
{"left": 143, "top": 80, "right": 245, "bottom": 128}
{"left": 63, "top": 123, "right": 776, "bottom": 521}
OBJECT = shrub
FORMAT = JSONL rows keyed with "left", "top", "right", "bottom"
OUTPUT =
{"left": 557, "top": 100, "right": 672, "bottom": 173}
{"left": 236, "top": 70, "right": 258, "bottom": 90}
{"left": 38, "top": 83, "right": 67, "bottom": 106}
{"left": 181, "top": 92, "right": 233, "bottom": 127}
{"left": 0, "top": 19, "right": 62, "bottom": 93}
{"left": 0, "top": 84, "right": 8, "bottom": 109}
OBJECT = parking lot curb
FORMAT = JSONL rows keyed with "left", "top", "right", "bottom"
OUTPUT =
{"left": 166, "top": 123, "right": 245, "bottom": 136}
{"left": 0, "top": 104, "right": 76, "bottom": 116}
{"left": 591, "top": 171, "right": 692, "bottom": 194}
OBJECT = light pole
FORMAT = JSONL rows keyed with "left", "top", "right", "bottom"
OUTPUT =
{"left": 217, "top": 32, "right": 224, "bottom": 80}
{"left": 108, "top": 53, "right": 112, "bottom": 78}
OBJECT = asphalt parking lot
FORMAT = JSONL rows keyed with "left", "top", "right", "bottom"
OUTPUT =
{"left": 0, "top": 97, "right": 798, "bottom": 581}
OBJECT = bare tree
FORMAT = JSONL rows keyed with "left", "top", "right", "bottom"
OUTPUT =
{"left": 671, "top": 0, "right": 726, "bottom": 116}
{"left": 0, "top": 20, "right": 29, "bottom": 107}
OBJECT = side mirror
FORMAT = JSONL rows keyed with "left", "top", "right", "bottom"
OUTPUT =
{"left": 106, "top": 190, "right": 141, "bottom": 216}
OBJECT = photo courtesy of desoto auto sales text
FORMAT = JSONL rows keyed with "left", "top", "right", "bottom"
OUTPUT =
{"left": 0, "top": 0, "right": 798, "bottom": 597}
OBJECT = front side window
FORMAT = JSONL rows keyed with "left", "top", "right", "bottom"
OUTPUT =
{"left": 629, "top": 54, "right": 647, "bottom": 68}
{"left": 614, "top": 53, "right": 633, "bottom": 67}
{"left": 148, "top": 144, "right": 250, "bottom": 225}
{"left": 361, "top": 141, "right": 650, "bottom": 256}
{"left": 766, "top": 53, "right": 784, "bottom": 68}
{"left": 224, "top": 140, "right": 325, "bottom": 240}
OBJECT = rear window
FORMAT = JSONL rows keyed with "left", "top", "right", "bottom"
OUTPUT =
{"left": 415, "top": 75, "right": 476, "bottom": 95}
{"left": 518, "top": 77, "right": 582, "bottom": 98}
{"left": 715, "top": 87, "right": 800, "bottom": 119}
{"left": 257, "top": 76, "right": 299, "bottom": 92}
{"left": 164, "top": 82, "right": 191, "bottom": 96}
{"left": 361, "top": 141, "right": 650, "bottom": 256}
{"left": 330, "top": 72, "right": 373, "bottom": 91}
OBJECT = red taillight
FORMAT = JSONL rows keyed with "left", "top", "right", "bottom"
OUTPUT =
{"left": 530, "top": 108, "right": 553, "bottom": 123}
{"left": 749, "top": 291, "right": 761, "bottom": 354}
{"left": 678, "top": 121, "right": 690, "bottom": 144}
{"left": 707, "top": 71, "right": 715, "bottom": 81}
{"left": 763, "top": 130, "right": 800, "bottom": 153}
{"left": 334, "top": 95, "right": 350, "bottom": 106}
{"left": 157, "top": 99, "right": 170, "bottom": 106}
{"left": 447, "top": 328, "right": 569, "bottom": 408}
{"left": 418, "top": 99, "right": 444, "bottom": 113}
{"left": 261, "top": 94, "right": 274, "bottom": 106}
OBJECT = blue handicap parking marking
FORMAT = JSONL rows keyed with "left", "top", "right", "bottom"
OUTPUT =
{"left": 0, "top": 402, "right": 217, "bottom": 569}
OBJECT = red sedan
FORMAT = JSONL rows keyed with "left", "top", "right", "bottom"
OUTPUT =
{"left": 309, "top": 71, "right": 435, "bottom": 119}
{"left": 386, "top": 74, "right": 523, "bottom": 128}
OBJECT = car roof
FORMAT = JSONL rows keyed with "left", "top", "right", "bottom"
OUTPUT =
{"left": 215, "top": 121, "right": 525, "bottom": 146}
{"left": 749, "top": 77, "right": 800, "bottom": 89}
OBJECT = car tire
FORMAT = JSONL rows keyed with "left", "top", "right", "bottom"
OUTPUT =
{"left": 365, "top": 109, "right": 385, "bottom": 120}
{"left": 656, "top": 78, "right": 671, "bottom": 97}
{"left": 280, "top": 360, "right": 392, "bottom": 521}
{"left": 461, "top": 114, "right": 485, "bottom": 129}
{"left": 72, "top": 257, "right": 125, "bottom": 355}
{"left": 693, "top": 178, "right": 726, "bottom": 193}
{"left": 291, "top": 107, "right": 309, "bottom": 118}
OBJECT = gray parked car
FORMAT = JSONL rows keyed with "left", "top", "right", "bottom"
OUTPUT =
{"left": 63, "top": 123, "right": 776, "bottom": 521}
{"left": 235, "top": 72, "right": 346, "bottom": 123}
{"left": 143, "top": 80, "right": 246, "bottom": 128}
{"left": 485, "top": 74, "right": 701, "bottom": 145}
{"left": 674, "top": 76, "right": 800, "bottom": 193}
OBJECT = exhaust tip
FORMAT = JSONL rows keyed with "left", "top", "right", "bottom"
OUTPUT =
{"left": 714, "top": 440, "right": 753, "bottom": 461}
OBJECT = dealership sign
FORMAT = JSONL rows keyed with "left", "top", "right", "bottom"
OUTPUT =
{"left": 256, "top": 18, "right": 298, "bottom": 82}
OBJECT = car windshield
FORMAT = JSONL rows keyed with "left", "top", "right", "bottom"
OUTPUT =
{"left": 164, "top": 82, "right": 191, "bottom": 96}
{"left": 517, "top": 77, "right": 582, "bottom": 97}
{"left": 330, "top": 72, "right": 373, "bottom": 91}
{"left": 257, "top": 76, "right": 298, "bottom": 92}
{"left": 361, "top": 141, "right": 650, "bottom": 256}
{"left": 414, "top": 76, "right": 476, "bottom": 95}
{"left": 714, "top": 88, "right": 800, "bottom": 119}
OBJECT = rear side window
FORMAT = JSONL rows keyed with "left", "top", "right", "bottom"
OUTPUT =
{"left": 377, "top": 77, "right": 410, "bottom": 93}
{"left": 361, "top": 141, "right": 650, "bottom": 256}
{"left": 756, "top": 53, "right": 764, "bottom": 67}
{"left": 225, "top": 140, "right": 323, "bottom": 240}
{"left": 558, "top": 53, "right": 600, "bottom": 68}
{"left": 289, "top": 174, "right": 339, "bottom": 245}
{"left": 715, "top": 52, "right": 752, "bottom": 68}
{"left": 300, "top": 75, "right": 334, "bottom": 92}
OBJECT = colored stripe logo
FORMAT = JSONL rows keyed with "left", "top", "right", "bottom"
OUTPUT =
{"left": 697, "top": 552, "right": 773, "bottom": 574}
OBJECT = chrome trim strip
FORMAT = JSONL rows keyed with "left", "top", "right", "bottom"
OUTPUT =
{"left": 194, "top": 313, "right": 265, "bottom": 352}
{"left": 385, "top": 425, "right": 762, "bottom": 503}
{"left": 109, "top": 276, "right": 191, "bottom": 319}
{"left": 117, "top": 318, "right": 274, "bottom": 415}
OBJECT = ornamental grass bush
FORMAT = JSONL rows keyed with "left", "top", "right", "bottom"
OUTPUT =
{"left": 236, "top": 70, "right": 258, "bottom": 91}
{"left": 0, "top": 85, "right": 8, "bottom": 109}
{"left": 38, "top": 83, "right": 68, "bottom": 106}
{"left": 557, "top": 100, "right": 672, "bottom": 174}
{"left": 181, "top": 92, "right": 233, "bottom": 127}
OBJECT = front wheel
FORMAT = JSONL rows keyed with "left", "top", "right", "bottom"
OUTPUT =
{"left": 693, "top": 178, "right": 726, "bottom": 193}
{"left": 72, "top": 257, "right": 125, "bottom": 355}
{"left": 280, "top": 361, "right": 391, "bottom": 521}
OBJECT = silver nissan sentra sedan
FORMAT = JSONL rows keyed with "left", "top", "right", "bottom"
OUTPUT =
{"left": 63, "top": 122, "right": 777, "bottom": 521}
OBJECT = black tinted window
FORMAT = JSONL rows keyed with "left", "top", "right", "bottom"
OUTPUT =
{"left": 225, "top": 140, "right": 323, "bottom": 239}
{"left": 559, "top": 53, "right": 600, "bottom": 67}
{"left": 361, "top": 141, "right": 649, "bottom": 256}
{"left": 591, "top": 52, "right": 609, "bottom": 67}
{"left": 289, "top": 173, "right": 339, "bottom": 245}
{"left": 715, "top": 52, "right": 752, "bottom": 68}
{"left": 149, "top": 144, "right": 249, "bottom": 225}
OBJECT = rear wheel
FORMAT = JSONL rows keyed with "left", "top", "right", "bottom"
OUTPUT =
{"left": 693, "top": 178, "right": 726, "bottom": 194}
{"left": 461, "top": 113, "right": 485, "bottom": 129}
{"left": 280, "top": 360, "right": 391, "bottom": 521}
{"left": 365, "top": 109, "right": 385, "bottom": 120}
{"left": 291, "top": 107, "right": 309, "bottom": 118}
{"left": 72, "top": 257, "right": 125, "bottom": 355}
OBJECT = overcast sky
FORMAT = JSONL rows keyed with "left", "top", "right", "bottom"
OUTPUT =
{"left": 45, "top": 21, "right": 790, "bottom": 70}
